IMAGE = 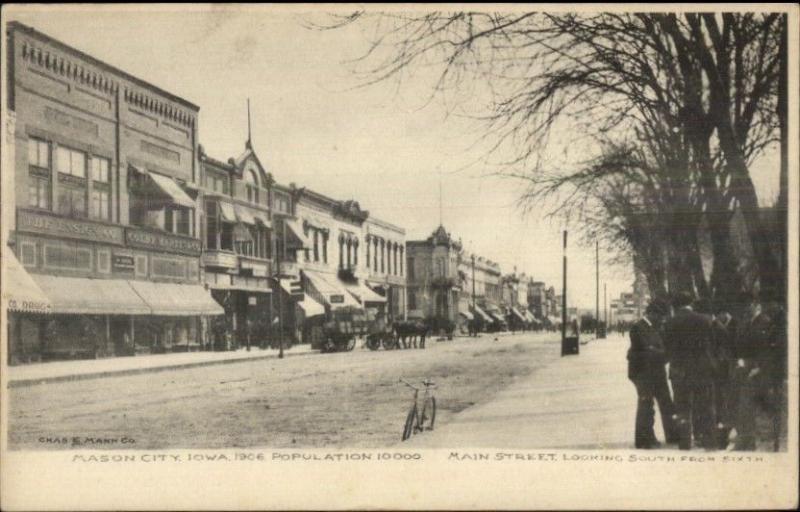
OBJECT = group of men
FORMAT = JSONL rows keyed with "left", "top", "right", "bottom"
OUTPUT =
{"left": 627, "top": 291, "right": 785, "bottom": 451}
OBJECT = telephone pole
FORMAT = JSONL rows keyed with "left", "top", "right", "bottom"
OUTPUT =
{"left": 595, "top": 240, "right": 600, "bottom": 336}
{"left": 561, "top": 230, "right": 568, "bottom": 353}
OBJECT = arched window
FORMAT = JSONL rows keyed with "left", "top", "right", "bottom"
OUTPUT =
{"left": 245, "top": 169, "right": 259, "bottom": 204}
{"left": 399, "top": 246, "right": 404, "bottom": 275}
{"left": 353, "top": 238, "right": 359, "bottom": 267}
{"left": 365, "top": 236, "right": 371, "bottom": 269}
{"left": 338, "top": 233, "right": 345, "bottom": 269}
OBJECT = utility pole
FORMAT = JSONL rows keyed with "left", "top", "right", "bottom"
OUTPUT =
{"left": 604, "top": 282, "right": 608, "bottom": 326}
{"left": 471, "top": 254, "right": 476, "bottom": 310}
{"left": 278, "top": 223, "right": 284, "bottom": 359}
{"left": 561, "top": 230, "right": 568, "bottom": 354}
{"left": 595, "top": 240, "right": 599, "bottom": 336}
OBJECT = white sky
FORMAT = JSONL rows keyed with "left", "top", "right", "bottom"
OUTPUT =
{"left": 4, "top": 5, "right": 781, "bottom": 310}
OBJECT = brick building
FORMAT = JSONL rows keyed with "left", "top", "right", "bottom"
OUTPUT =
{"left": 4, "top": 22, "right": 222, "bottom": 363}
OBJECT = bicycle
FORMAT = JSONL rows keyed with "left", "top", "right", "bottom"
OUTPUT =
{"left": 399, "top": 378, "right": 437, "bottom": 441}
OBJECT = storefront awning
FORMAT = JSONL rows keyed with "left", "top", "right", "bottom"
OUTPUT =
{"left": 282, "top": 218, "right": 308, "bottom": 249}
{"left": 234, "top": 205, "right": 257, "bottom": 225}
{"left": 146, "top": 171, "right": 195, "bottom": 208}
{"left": 3, "top": 252, "right": 51, "bottom": 314}
{"left": 303, "top": 270, "right": 360, "bottom": 310}
{"left": 459, "top": 310, "right": 474, "bottom": 320}
{"left": 218, "top": 201, "right": 236, "bottom": 223}
{"left": 253, "top": 211, "right": 271, "bottom": 228}
{"left": 471, "top": 304, "right": 492, "bottom": 323}
{"left": 344, "top": 281, "right": 386, "bottom": 304}
{"left": 511, "top": 307, "right": 526, "bottom": 322}
{"left": 128, "top": 280, "right": 224, "bottom": 316}
{"left": 297, "top": 295, "right": 325, "bottom": 318}
{"left": 30, "top": 274, "right": 150, "bottom": 315}
{"left": 233, "top": 223, "right": 253, "bottom": 243}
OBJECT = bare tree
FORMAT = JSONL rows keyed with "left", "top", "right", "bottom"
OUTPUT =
{"left": 311, "top": 10, "right": 786, "bottom": 302}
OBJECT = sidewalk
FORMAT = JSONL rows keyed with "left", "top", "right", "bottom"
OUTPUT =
{"left": 411, "top": 333, "right": 646, "bottom": 449}
{"left": 6, "top": 345, "right": 317, "bottom": 388}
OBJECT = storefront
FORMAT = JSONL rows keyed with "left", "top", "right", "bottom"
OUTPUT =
{"left": 4, "top": 251, "right": 51, "bottom": 365}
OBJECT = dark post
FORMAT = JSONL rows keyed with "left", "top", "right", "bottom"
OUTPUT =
{"left": 595, "top": 240, "right": 599, "bottom": 335}
{"left": 471, "top": 254, "right": 476, "bottom": 309}
{"left": 278, "top": 223, "right": 284, "bottom": 359}
{"left": 561, "top": 230, "right": 568, "bottom": 354}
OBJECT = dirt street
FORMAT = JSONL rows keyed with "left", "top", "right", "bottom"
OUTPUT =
{"left": 8, "top": 332, "right": 561, "bottom": 450}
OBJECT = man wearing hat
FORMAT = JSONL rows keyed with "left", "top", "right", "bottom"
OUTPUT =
{"left": 627, "top": 298, "right": 678, "bottom": 448}
{"left": 664, "top": 291, "right": 716, "bottom": 450}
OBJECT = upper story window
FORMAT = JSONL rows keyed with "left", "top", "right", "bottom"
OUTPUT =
{"left": 27, "top": 138, "right": 51, "bottom": 210}
{"left": 245, "top": 169, "right": 259, "bottom": 204}
{"left": 407, "top": 257, "right": 415, "bottom": 280}
{"left": 273, "top": 192, "right": 290, "bottom": 214}
{"left": 436, "top": 257, "right": 446, "bottom": 278}
{"left": 90, "top": 157, "right": 111, "bottom": 221}
{"left": 206, "top": 171, "right": 229, "bottom": 195}
{"left": 55, "top": 146, "right": 87, "bottom": 218}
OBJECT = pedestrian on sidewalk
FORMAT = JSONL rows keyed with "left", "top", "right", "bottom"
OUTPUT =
{"left": 728, "top": 292, "right": 775, "bottom": 451}
{"left": 627, "top": 298, "right": 678, "bottom": 449}
{"left": 664, "top": 292, "right": 715, "bottom": 450}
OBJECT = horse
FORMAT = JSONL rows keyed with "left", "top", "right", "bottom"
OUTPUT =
{"left": 393, "top": 320, "right": 430, "bottom": 349}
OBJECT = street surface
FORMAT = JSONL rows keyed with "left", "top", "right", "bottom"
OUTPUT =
{"left": 8, "top": 332, "right": 562, "bottom": 450}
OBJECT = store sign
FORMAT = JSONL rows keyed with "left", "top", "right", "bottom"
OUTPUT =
{"left": 113, "top": 254, "right": 136, "bottom": 270}
{"left": 330, "top": 294, "right": 345, "bottom": 304}
{"left": 126, "top": 228, "right": 201, "bottom": 256}
{"left": 203, "top": 250, "right": 238, "bottom": 269}
{"left": 248, "top": 296, "right": 258, "bottom": 306}
{"left": 17, "top": 209, "right": 124, "bottom": 245}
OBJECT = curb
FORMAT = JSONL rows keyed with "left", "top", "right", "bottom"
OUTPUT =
{"left": 7, "top": 349, "right": 318, "bottom": 389}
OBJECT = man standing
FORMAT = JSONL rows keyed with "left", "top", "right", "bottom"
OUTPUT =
{"left": 627, "top": 298, "right": 678, "bottom": 448}
{"left": 730, "top": 293, "right": 774, "bottom": 450}
{"left": 663, "top": 292, "right": 715, "bottom": 450}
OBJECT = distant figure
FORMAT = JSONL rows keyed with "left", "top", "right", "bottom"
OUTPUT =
{"left": 627, "top": 298, "right": 678, "bottom": 448}
{"left": 663, "top": 292, "right": 715, "bottom": 450}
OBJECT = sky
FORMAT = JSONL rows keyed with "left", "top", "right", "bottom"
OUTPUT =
{"left": 4, "top": 5, "right": 781, "bottom": 310}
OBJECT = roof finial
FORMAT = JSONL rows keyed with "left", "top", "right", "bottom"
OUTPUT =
{"left": 246, "top": 98, "right": 252, "bottom": 149}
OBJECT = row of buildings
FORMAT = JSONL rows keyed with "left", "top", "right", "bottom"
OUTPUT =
{"left": 2, "top": 23, "right": 563, "bottom": 364}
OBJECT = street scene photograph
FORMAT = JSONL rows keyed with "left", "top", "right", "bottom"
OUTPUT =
{"left": 0, "top": 3, "right": 794, "bottom": 469}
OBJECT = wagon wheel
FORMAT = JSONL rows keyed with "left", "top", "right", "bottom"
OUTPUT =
{"left": 382, "top": 335, "right": 397, "bottom": 350}
{"left": 366, "top": 335, "right": 381, "bottom": 351}
{"left": 345, "top": 336, "right": 357, "bottom": 351}
{"left": 322, "top": 337, "right": 337, "bottom": 353}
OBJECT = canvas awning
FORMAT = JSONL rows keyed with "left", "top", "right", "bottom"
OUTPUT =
{"left": 253, "top": 211, "right": 271, "bottom": 228}
{"left": 232, "top": 222, "right": 253, "bottom": 243}
{"left": 234, "top": 205, "right": 257, "bottom": 225}
{"left": 458, "top": 301, "right": 473, "bottom": 320}
{"left": 297, "top": 295, "right": 325, "bottom": 318}
{"left": 3, "top": 252, "right": 51, "bottom": 314}
{"left": 218, "top": 201, "right": 236, "bottom": 223}
{"left": 30, "top": 274, "right": 150, "bottom": 315}
{"left": 459, "top": 310, "right": 474, "bottom": 320}
{"left": 471, "top": 304, "right": 492, "bottom": 323}
{"left": 127, "top": 280, "right": 224, "bottom": 316}
{"left": 303, "top": 270, "right": 360, "bottom": 310}
{"left": 146, "top": 171, "right": 195, "bottom": 208}
{"left": 343, "top": 281, "right": 386, "bottom": 304}
{"left": 282, "top": 218, "right": 308, "bottom": 249}
{"left": 510, "top": 307, "right": 526, "bottom": 322}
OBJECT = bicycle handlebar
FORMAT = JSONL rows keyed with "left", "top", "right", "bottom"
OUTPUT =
{"left": 399, "top": 378, "right": 436, "bottom": 390}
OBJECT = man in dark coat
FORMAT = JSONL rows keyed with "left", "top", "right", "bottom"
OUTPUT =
{"left": 729, "top": 293, "right": 775, "bottom": 450}
{"left": 709, "top": 303, "right": 736, "bottom": 449}
{"left": 663, "top": 292, "right": 715, "bottom": 450}
{"left": 627, "top": 298, "right": 678, "bottom": 448}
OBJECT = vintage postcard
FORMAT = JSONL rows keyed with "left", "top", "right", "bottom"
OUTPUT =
{"left": 1, "top": 3, "right": 798, "bottom": 510}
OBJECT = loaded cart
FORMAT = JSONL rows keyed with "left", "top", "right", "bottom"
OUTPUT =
{"left": 314, "top": 306, "right": 369, "bottom": 353}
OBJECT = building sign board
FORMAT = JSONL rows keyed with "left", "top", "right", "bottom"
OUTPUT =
{"left": 17, "top": 209, "right": 124, "bottom": 245}
{"left": 125, "top": 228, "right": 201, "bottom": 256}
{"left": 330, "top": 294, "right": 345, "bottom": 304}
{"left": 113, "top": 254, "right": 136, "bottom": 270}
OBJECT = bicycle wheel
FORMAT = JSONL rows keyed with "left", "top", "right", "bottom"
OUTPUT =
{"left": 402, "top": 405, "right": 418, "bottom": 441}
{"left": 420, "top": 396, "right": 436, "bottom": 431}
